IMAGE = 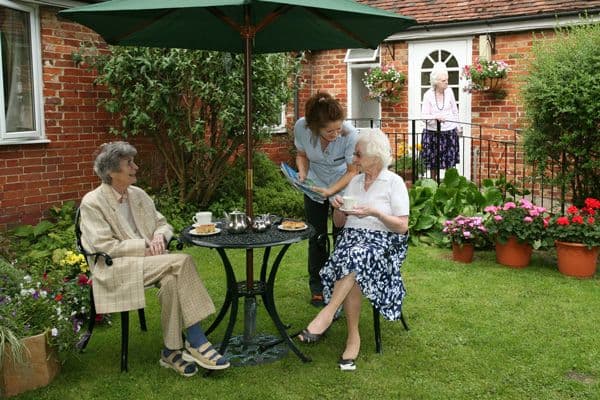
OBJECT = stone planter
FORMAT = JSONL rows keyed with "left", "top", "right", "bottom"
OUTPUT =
{"left": 0, "top": 332, "right": 60, "bottom": 397}
{"left": 495, "top": 236, "right": 532, "bottom": 268}
{"left": 555, "top": 241, "right": 599, "bottom": 278}
{"left": 452, "top": 242, "right": 474, "bottom": 263}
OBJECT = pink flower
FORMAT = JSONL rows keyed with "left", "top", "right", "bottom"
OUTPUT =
{"left": 503, "top": 202, "right": 516, "bottom": 211}
{"left": 494, "top": 215, "right": 503, "bottom": 221}
{"left": 523, "top": 216, "right": 533, "bottom": 223}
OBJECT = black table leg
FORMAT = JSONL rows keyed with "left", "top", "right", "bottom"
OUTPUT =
{"left": 261, "top": 244, "right": 311, "bottom": 363}
{"left": 212, "top": 248, "right": 240, "bottom": 356}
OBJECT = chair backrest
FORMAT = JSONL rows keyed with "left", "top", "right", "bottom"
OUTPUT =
{"left": 74, "top": 207, "right": 113, "bottom": 266}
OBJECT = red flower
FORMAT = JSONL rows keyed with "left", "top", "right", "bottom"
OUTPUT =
{"left": 588, "top": 217, "right": 595, "bottom": 224}
{"left": 585, "top": 198, "right": 600, "bottom": 209}
{"left": 567, "top": 205, "right": 579, "bottom": 214}
{"left": 55, "top": 293, "right": 63, "bottom": 302}
{"left": 77, "top": 274, "right": 90, "bottom": 286}
{"left": 43, "top": 272, "right": 48, "bottom": 280}
{"left": 556, "top": 216, "right": 570, "bottom": 225}
{"left": 572, "top": 215, "right": 584, "bottom": 224}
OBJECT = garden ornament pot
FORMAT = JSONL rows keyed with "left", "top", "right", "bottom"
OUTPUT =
{"left": 555, "top": 241, "right": 599, "bottom": 278}
{"left": 495, "top": 236, "right": 532, "bottom": 268}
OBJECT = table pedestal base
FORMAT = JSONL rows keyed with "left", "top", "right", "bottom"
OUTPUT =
{"left": 220, "top": 334, "right": 288, "bottom": 366}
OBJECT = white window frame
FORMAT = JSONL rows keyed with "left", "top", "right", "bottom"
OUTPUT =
{"left": 0, "top": 0, "right": 46, "bottom": 145}
{"left": 344, "top": 47, "right": 379, "bottom": 63}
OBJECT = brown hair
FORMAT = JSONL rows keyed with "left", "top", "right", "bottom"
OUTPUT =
{"left": 304, "top": 92, "right": 346, "bottom": 135}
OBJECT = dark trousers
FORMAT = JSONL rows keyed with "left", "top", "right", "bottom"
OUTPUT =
{"left": 304, "top": 195, "right": 341, "bottom": 295}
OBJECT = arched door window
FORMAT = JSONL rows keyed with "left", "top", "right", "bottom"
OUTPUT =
{"left": 419, "top": 49, "right": 461, "bottom": 109}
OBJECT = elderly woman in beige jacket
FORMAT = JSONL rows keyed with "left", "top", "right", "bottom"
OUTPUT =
{"left": 80, "top": 141, "right": 228, "bottom": 377}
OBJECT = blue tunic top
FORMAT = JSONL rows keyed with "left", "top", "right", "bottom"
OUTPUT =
{"left": 293, "top": 117, "right": 358, "bottom": 191}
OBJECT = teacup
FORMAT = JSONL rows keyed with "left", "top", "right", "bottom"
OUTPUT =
{"left": 342, "top": 196, "right": 357, "bottom": 210}
{"left": 193, "top": 211, "right": 212, "bottom": 225}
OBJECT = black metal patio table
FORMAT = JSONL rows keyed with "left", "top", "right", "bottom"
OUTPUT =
{"left": 181, "top": 222, "right": 314, "bottom": 365}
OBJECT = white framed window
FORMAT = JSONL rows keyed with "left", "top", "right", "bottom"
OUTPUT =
{"left": 344, "top": 47, "right": 379, "bottom": 63}
{"left": 0, "top": 0, "right": 45, "bottom": 144}
{"left": 271, "top": 104, "right": 287, "bottom": 134}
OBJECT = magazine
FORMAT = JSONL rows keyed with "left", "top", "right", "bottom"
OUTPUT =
{"left": 280, "top": 162, "right": 326, "bottom": 204}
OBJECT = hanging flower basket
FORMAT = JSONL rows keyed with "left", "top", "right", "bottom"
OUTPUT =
{"left": 462, "top": 59, "right": 509, "bottom": 98}
{"left": 362, "top": 65, "right": 405, "bottom": 103}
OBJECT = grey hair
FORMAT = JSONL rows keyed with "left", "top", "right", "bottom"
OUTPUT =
{"left": 93, "top": 141, "right": 137, "bottom": 184}
{"left": 356, "top": 129, "right": 392, "bottom": 169}
{"left": 429, "top": 63, "right": 448, "bottom": 88}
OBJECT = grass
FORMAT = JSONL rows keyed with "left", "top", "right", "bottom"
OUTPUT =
{"left": 12, "top": 245, "right": 600, "bottom": 400}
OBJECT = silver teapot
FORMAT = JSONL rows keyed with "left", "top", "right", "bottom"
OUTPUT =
{"left": 223, "top": 210, "right": 250, "bottom": 234}
{"left": 257, "top": 214, "right": 274, "bottom": 229}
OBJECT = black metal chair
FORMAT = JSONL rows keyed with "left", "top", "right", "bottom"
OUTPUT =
{"left": 318, "top": 232, "right": 409, "bottom": 354}
{"left": 74, "top": 207, "right": 182, "bottom": 372}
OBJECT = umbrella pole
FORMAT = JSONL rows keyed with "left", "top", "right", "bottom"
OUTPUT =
{"left": 243, "top": 6, "right": 256, "bottom": 343}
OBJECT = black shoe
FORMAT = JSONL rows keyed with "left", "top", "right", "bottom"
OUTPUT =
{"left": 310, "top": 293, "right": 324, "bottom": 307}
{"left": 338, "top": 357, "right": 356, "bottom": 371}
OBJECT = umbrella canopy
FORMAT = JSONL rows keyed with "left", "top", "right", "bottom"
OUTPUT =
{"left": 59, "top": 0, "right": 415, "bottom": 286}
{"left": 59, "top": 0, "right": 415, "bottom": 53}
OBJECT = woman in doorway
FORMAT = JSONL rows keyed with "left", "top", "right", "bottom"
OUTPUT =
{"left": 420, "top": 63, "right": 460, "bottom": 178}
{"left": 294, "top": 91, "right": 359, "bottom": 307}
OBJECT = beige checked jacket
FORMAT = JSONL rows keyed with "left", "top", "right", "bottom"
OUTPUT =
{"left": 79, "top": 183, "right": 173, "bottom": 314}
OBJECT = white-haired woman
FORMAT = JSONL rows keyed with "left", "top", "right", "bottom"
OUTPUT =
{"left": 297, "top": 130, "right": 409, "bottom": 371}
{"left": 420, "top": 63, "right": 460, "bottom": 175}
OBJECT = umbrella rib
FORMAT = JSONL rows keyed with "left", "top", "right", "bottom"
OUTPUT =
{"left": 208, "top": 5, "right": 293, "bottom": 38}
{"left": 108, "top": 9, "right": 176, "bottom": 43}
{"left": 306, "top": 8, "right": 373, "bottom": 49}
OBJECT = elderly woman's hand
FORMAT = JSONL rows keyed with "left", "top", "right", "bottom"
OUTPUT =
{"left": 330, "top": 195, "right": 343, "bottom": 209}
{"left": 148, "top": 233, "right": 166, "bottom": 256}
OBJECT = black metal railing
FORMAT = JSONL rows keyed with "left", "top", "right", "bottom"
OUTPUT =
{"left": 347, "top": 118, "right": 566, "bottom": 213}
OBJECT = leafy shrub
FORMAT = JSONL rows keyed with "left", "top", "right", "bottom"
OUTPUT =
{"left": 522, "top": 19, "right": 600, "bottom": 205}
{"left": 211, "top": 152, "right": 304, "bottom": 219}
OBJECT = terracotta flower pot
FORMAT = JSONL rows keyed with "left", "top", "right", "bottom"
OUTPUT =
{"left": 495, "top": 236, "right": 532, "bottom": 268}
{"left": 555, "top": 241, "right": 599, "bottom": 278}
{"left": 452, "top": 242, "right": 474, "bottom": 263}
{"left": 0, "top": 332, "right": 60, "bottom": 397}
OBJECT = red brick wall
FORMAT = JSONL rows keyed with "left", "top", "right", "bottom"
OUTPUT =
{"left": 0, "top": 8, "right": 155, "bottom": 231}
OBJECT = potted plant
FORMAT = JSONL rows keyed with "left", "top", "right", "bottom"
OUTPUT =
{"left": 362, "top": 64, "right": 406, "bottom": 103}
{"left": 545, "top": 197, "right": 600, "bottom": 278}
{"left": 484, "top": 199, "right": 548, "bottom": 268}
{"left": 442, "top": 215, "right": 488, "bottom": 263}
{"left": 0, "top": 254, "right": 90, "bottom": 397}
{"left": 462, "top": 59, "right": 509, "bottom": 98}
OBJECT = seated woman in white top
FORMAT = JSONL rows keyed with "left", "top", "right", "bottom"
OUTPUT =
{"left": 297, "top": 129, "right": 410, "bottom": 371}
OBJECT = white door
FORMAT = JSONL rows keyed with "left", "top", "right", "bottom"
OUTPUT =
{"left": 408, "top": 39, "right": 472, "bottom": 179}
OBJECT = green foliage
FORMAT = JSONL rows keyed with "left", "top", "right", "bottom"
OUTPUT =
{"left": 408, "top": 169, "right": 502, "bottom": 246}
{"left": 522, "top": 19, "right": 600, "bottom": 205}
{"left": 75, "top": 45, "right": 302, "bottom": 207}
{"left": 211, "top": 152, "right": 304, "bottom": 219}
{"left": 9, "top": 201, "right": 77, "bottom": 269}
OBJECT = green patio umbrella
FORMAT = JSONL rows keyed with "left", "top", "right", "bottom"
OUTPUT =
{"left": 58, "top": 0, "right": 415, "bottom": 314}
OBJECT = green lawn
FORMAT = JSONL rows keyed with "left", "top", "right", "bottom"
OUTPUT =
{"left": 13, "top": 245, "right": 600, "bottom": 400}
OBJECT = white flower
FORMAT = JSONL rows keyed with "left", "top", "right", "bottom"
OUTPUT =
{"left": 51, "top": 328, "right": 59, "bottom": 337}
{"left": 40, "top": 290, "right": 48, "bottom": 298}
{"left": 24, "top": 275, "right": 32, "bottom": 283}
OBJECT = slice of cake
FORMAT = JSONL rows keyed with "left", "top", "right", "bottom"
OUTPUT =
{"left": 281, "top": 220, "right": 305, "bottom": 229}
{"left": 194, "top": 223, "right": 216, "bottom": 234}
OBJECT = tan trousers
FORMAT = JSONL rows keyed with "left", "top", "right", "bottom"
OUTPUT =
{"left": 143, "top": 253, "right": 215, "bottom": 349}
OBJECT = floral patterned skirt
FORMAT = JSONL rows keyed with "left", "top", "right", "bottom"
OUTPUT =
{"left": 421, "top": 128, "right": 460, "bottom": 169}
{"left": 320, "top": 228, "right": 408, "bottom": 321}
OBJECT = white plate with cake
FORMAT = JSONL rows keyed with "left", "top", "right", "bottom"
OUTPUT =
{"left": 277, "top": 220, "right": 308, "bottom": 231}
{"left": 190, "top": 224, "right": 221, "bottom": 236}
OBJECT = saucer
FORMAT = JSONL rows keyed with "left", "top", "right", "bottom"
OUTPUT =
{"left": 277, "top": 224, "right": 308, "bottom": 232}
{"left": 189, "top": 227, "right": 221, "bottom": 236}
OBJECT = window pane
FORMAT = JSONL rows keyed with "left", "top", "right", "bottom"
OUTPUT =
{"left": 448, "top": 70, "right": 459, "bottom": 84}
{"left": 1, "top": 6, "right": 35, "bottom": 132}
